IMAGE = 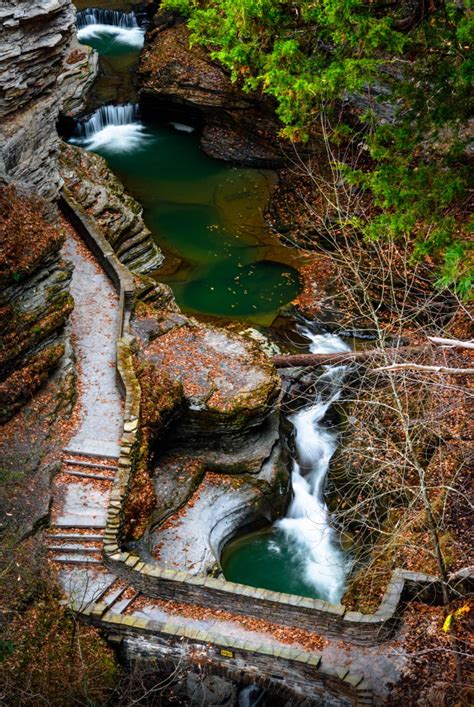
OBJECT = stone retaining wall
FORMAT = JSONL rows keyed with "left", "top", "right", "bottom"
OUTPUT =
{"left": 73, "top": 601, "right": 372, "bottom": 707}
{"left": 58, "top": 188, "right": 472, "bottom": 702}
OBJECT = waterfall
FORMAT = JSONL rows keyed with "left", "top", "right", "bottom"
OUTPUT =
{"left": 76, "top": 9, "right": 145, "bottom": 49}
{"left": 74, "top": 104, "right": 139, "bottom": 137}
{"left": 239, "top": 685, "right": 265, "bottom": 707}
{"left": 70, "top": 104, "right": 148, "bottom": 153}
{"left": 277, "top": 327, "right": 351, "bottom": 604}
{"left": 76, "top": 9, "right": 140, "bottom": 30}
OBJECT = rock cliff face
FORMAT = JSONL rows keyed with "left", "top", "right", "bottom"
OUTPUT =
{"left": 0, "top": 185, "right": 74, "bottom": 422}
{"left": 59, "top": 143, "right": 164, "bottom": 275}
{"left": 139, "top": 20, "right": 284, "bottom": 167}
{"left": 0, "top": 0, "right": 97, "bottom": 417}
{"left": 0, "top": 0, "right": 98, "bottom": 199}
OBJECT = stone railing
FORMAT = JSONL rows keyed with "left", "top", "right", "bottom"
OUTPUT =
{"left": 59, "top": 188, "right": 472, "bottom": 703}
{"left": 73, "top": 602, "right": 374, "bottom": 706}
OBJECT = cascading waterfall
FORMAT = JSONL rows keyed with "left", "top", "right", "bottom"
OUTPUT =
{"left": 277, "top": 327, "right": 351, "bottom": 604}
{"left": 76, "top": 8, "right": 145, "bottom": 50}
{"left": 77, "top": 9, "right": 140, "bottom": 30}
{"left": 239, "top": 685, "right": 266, "bottom": 707}
{"left": 75, "top": 104, "right": 139, "bottom": 137}
{"left": 70, "top": 104, "right": 148, "bottom": 152}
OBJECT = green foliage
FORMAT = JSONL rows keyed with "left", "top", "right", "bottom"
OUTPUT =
{"left": 162, "top": 0, "right": 473, "bottom": 296}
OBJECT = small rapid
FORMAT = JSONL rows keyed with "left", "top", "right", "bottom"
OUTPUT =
{"left": 70, "top": 104, "right": 148, "bottom": 152}
{"left": 276, "top": 327, "right": 351, "bottom": 603}
{"left": 76, "top": 9, "right": 145, "bottom": 51}
{"left": 222, "top": 326, "right": 351, "bottom": 602}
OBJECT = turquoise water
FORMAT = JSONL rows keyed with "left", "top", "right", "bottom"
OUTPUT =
{"left": 75, "top": 120, "right": 300, "bottom": 323}
{"left": 78, "top": 29, "right": 142, "bottom": 58}
{"left": 221, "top": 527, "right": 324, "bottom": 599}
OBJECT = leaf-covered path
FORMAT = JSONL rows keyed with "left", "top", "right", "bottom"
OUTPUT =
{"left": 63, "top": 228, "right": 123, "bottom": 458}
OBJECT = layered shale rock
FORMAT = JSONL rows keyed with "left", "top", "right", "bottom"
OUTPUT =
{"left": 0, "top": 0, "right": 97, "bottom": 417}
{"left": 129, "top": 307, "right": 288, "bottom": 572}
{"left": 139, "top": 20, "right": 284, "bottom": 167}
{"left": 0, "top": 185, "right": 74, "bottom": 422}
{"left": 132, "top": 310, "right": 281, "bottom": 452}
{"left": 59, "top": 143, "right": 164, "bottom": 274}
{"left": 0, "top": 0, "right": 98, "bottom": 199}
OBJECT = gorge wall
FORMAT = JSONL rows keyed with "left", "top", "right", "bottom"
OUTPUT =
{"left": 0, "top": 0, "right": 97, "bottom": 199}
{"left": 0, "top": 0, "right": 96, "bottom": 416}
{"left": 139, "top": 15, "right": 285, "bottom": 167}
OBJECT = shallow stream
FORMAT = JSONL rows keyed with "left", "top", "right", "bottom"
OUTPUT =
{"left": 223, "top": 328, "right": 351, "bottom": 602}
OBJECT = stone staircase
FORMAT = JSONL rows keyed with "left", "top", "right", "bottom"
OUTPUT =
{"left": 48, "top": 450, "right": 118, "bottom": 564}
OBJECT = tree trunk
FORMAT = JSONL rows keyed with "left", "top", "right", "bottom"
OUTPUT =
{"left": 271, "top": 345, "right": 428, "bottom": 368}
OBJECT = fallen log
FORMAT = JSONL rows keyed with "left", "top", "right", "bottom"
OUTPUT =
{"left": 271, "top": 345, "right": 429, "bottom": 369}
{"left": 427, "top": 336, "right": 474, "bottom": 350}
{"left": 372, "top": 364, "right": 474, "bottom": 375}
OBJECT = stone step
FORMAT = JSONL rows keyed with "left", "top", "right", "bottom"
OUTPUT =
{"left": 101, "top": 580, "right": 129, "bottom": 607}
{"left": 51, "top": 553, "right": 102, "bottom": 565}
{"left": 54, "top": 520, "right": 106, "bottom": 529}
{"left": 47, "top": 543, "right": 101, "bottom": 553}
{"left": 63, "top": 458, "right": 118, "bottom": 472}
{"left": 47, "top": 530, "right": 104, "bottom": 540}
{"left": 56, "top": 567, "right": 118, "bottom": 606}
{"left": 108, "top": 590, "right": 140, "bottom": 615}
{"left": 64, "top": 439, "right": 120, "bottom": 460}
{"left": 63, "top": 470, "right": 114, "bottom": 482}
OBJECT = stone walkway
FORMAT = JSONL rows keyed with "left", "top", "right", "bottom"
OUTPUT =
{"left": 47, "top": 227, "right": 402, "bottom": 704}
{"left": 63, "top": 232, "right": 122, "bottom": 459}
{"left": 49, "top": 228, "right": 122, "bottom": 545}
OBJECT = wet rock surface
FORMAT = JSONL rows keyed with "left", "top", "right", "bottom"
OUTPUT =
{"left": 147, "top": 438, "right": 288, "bottom": 575}
{"left": 134, "top": 311, "right": 281, "bottom": 449}
{"left": 131, "top": 307, "right": 289, "bottom": 572}
{"left": 139, "top": 21, "right": 284, "bottom": 167}
{"left": 59, "top": 143, "right": 164, "bottom": 274}
{"left": 187, "top": 674, "right": 237, "bottom": 707}
{"left": 0, "top": 0, "right": 97, "bottom": 199}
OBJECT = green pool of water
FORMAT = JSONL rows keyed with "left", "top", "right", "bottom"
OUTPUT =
{"left": 78, "top": 30, "right": 141, "bottom": 58}
{"left": 221, "top": 527, "right": 324, "bottom": 599}
{"left": 85, "top": 122, "right": 300, "bottom": 323}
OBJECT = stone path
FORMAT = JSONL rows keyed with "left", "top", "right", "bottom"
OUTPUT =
{"left": 63, "top": 233, "right": 122, "bottom": 459}
{"left": 49, "top": 229, "right": 121, "bottom": 555}
{"left": 48, "top": 227, "right": 401, "bottom": 704}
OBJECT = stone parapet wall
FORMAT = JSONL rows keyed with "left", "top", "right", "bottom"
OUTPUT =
{"left": 103, "top": 555, "right": 473, "bottom": 645}
{"left": 73, "top": 602, "right": 373, "bottom": 707}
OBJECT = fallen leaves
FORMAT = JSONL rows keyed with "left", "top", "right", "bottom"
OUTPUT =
{"left": 125, "top": 595, "right": 329, "bottom": 653}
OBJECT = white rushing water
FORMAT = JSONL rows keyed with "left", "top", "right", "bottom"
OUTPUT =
{"left": 76, "top": 9, "right": 145, "bottom": 49}
{"left": 239, "top": 685, "right": 265, "bottom": 707}
{"left": 70, "top": 104, "right": 148, "bottom": 153}
{"left": 277, "top": 327, "right": 351, "bottom": 604}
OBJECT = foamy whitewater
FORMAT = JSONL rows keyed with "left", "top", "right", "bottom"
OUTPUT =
{"left": 277, "top": 327, "right": 351, "bottom": 604}
{"left": 76, "top": 9, "right": 145, "bottom": 50}
{"left": 70, "top": 104, "right": 149, "bottom": 153}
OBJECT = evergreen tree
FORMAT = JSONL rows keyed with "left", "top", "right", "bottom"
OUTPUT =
{"left": 162, "top": 0, "right": 473, "bottom": 296}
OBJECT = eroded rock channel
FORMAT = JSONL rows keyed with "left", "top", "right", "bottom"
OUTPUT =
{"left": 59, "top": 0, "right": 353, "bottom": 606}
